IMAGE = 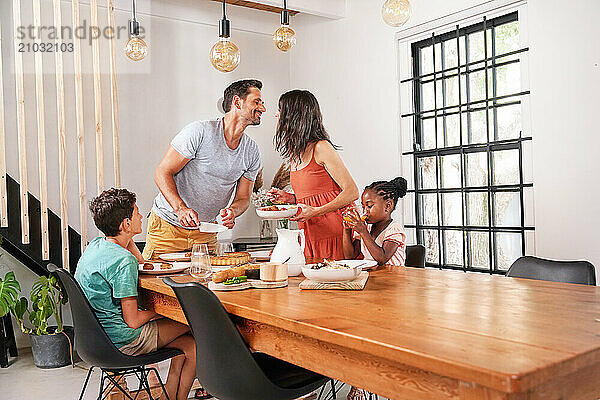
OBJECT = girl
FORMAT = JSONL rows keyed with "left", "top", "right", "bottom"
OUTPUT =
{"left": 343, "top": 177, "right": 408, "bottom": 266}
{"left": 269, "top": 90, "right": 358, "bottom": 260}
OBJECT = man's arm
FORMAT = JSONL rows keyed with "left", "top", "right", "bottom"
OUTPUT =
{"left": 154, "top": 146, "right": 199, "bottom": 227}
{"left": 121, "top": 297, "right": 158, "bottom": 329}
{"left": 220, "top": 176, "right": 253, "bottom": 228}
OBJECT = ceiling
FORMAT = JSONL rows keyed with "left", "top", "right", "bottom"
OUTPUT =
{"left": 207, "top": 0, "right": 300, "bottom": 16}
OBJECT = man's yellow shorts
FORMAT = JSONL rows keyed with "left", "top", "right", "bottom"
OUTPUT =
{"left": 142, "top": 211, "right": 217, "bottom": 260}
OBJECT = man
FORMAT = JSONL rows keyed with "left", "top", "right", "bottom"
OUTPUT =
{"left": 75, "top": 189, "right": 196, "bottom": 400}
{"left": 143, "top": 79, "right": 265, "bottom": 260}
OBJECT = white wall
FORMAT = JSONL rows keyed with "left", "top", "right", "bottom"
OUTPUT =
{"left": 0, "top": 0, "right": 293, "bottom": 248}
{"left": 527, "top": 0, "right": 600, "bottom": 271}
{"left": 291, "top": 0, "right": 600, "bottom": 271}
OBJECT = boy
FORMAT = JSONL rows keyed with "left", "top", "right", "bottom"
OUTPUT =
{"left": 75, "top": 188, "right": 196, "bottom": 400}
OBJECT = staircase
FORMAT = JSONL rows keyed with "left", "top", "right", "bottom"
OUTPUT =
{"left": 0, "top": 174, "right": 81, "bottom": 276}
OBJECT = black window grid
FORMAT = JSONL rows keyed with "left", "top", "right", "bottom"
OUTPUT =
{"left": 404, "top": 11, "right": 533, "bottom": 273}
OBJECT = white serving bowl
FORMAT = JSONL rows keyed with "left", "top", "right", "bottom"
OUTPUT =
{"left": 301, "top": 265, "right": 363, "bottom": 283}
{"left": 256, "top": 205, "right": 298, "bottom": 220}
{"left": 287, "top": 263, "right": 303, "bottom": 277}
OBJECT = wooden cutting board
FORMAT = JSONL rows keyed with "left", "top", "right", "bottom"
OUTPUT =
{"left": 299, "top": 271, "right": 369, "bottom": 290}
{"left": 209, "top": 279, "right": 288, "bottom": 291}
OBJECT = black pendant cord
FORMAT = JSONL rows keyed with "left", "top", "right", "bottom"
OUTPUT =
{"left": 129, "top": 0, "right": 140, "bottom": 36}
{"left": 219, "top": 0, "right": 231, "bottom": 38}
{"left": 281, "top": 0, "right": 290, "bottom": 25}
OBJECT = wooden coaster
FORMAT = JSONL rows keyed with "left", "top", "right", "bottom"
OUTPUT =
{"left": 299, "top": 271, "right": 369, "bottom": 290}
{"left": 209, "top": 279, "right": 288, "bottom": 291}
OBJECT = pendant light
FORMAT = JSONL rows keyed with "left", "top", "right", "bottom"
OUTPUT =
{"left": 381, "top": 0, "right": 412, "bottom": 27}
{"left": 273, "top": 0, "right": 296, "bottom": 52}
{"left": 210, "top": 0, "right": 240, "bottom": 73}
{"left": 124, "top": 0, "right": 148, "bottom": 61}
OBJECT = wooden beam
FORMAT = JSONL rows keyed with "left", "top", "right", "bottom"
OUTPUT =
{"left": 207, "top": 0, "right": 299, "bottom": 16}
{"left": 107, "top": 0, "right": 121, "bottom": 188}
{"left": 12, "top": 0, "right": 29, "bottom": 244}
{"left": 72, "top": 0, "right": 88, "bottom": 252}
{"left": 52, "top": 0, "right": 69, "bottom": 270}
{"left": 32, "top": 0, "right": 50, "bottom": 260}
{"left": 0, "top": 18, "right": 7, "bottom": 228}
{"left": 91, "top": 0, "right": 104, "bottom": 194}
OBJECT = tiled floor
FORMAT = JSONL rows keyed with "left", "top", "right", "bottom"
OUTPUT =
{"left": 1, "top": 348, "right": 176, "bottom": 400}
{"left": 0, "top": 348, "right": 353, "bottom": 400}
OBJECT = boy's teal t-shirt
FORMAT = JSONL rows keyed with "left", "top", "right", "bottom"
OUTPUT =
{"left": 74, "top": 237, "right": 141, "bottom": 348}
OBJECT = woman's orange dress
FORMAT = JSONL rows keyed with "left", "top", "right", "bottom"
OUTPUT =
{"left": 290, "top": 153, "right": 345, "bottom": 260}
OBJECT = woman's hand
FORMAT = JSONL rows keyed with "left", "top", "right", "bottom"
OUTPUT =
{"left": 267, "top": 188, "right": 296, "bottom": 204}
{"left": 290, "top": 203, "right": 320, "bottom": 222}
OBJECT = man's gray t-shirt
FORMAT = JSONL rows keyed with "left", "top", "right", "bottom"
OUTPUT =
{"left": 153, "top": 119, "right": 262, "bottom": 228}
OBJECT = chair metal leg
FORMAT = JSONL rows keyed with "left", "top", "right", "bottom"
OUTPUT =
{"left": 317, "top": 382, "right": 326, "bottom": 400}
{"left": 139, "top": 368, "right": 154, "bottom": 400}
{"left": 105, "top": 371, "right": 136, "bottom": 400}
{"left": 147, "top": 366, "right": 171, "bottom": 400}
{"left": 97, "top": 371, "right": 105, "bottom": 400}
{"left": 79, "top": 366, "right": 95, "bottom": 400}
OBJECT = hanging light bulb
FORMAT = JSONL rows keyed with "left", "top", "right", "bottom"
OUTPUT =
{"left": 124, "top": 0, "right": 148, "bottom": 61}
{"left": 273, "top": 0, "right": 296, "bottom": 52}
{"left": 381, "top": 0, "right": 412, "bottom": 27}
{"left": 210, "top": 0, "right": 240, "bottom": 73}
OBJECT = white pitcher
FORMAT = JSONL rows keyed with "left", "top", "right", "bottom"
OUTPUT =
{"left": 270, "top": 228, "right": 306, "bottom": 276}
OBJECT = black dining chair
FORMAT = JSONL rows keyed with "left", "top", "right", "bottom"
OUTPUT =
{"left": 163, "top": 277, "right": 330, "bottom": 400}
{"left": 48, "top": 264, "right": 183, "bottom": 400}
{"left": 505, "top": 256, "right": 596, "bottom": 285}
{"left": 405, "top": 244, "right": 426, "bottom": 268}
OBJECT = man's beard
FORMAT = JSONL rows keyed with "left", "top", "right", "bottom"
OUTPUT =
{"left": 245, "top": 110, "right": 262, "bottom": 126}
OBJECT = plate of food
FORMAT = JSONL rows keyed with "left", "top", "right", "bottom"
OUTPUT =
{"left": 301, "top": 260, "right": 377, "bottom": 283}
{"left": 139, "top": 261, "right": 189, "bottom": 275}
{"left": 256, "top": 204, "right": 299, "bottom": 220}
{"left": 159, "top": 252, "right": 191, "bottom": 262}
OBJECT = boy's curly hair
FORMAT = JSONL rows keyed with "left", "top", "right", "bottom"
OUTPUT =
{"left": 89, "top": 188, "right": 136, "bottom": 237}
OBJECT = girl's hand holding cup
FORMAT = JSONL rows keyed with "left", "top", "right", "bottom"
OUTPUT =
{"left": 343, "top": 208, "right": 368, "bottom": 234}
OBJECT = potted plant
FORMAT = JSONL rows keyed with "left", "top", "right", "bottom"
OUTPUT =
{"left": 0, "top": 271, "right": 21, "bottom": 365}
{"left": 11, "top": 274, "right": 73, "bottom": 368}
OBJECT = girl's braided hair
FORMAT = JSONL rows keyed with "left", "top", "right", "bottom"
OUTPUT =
{"left": 365, "top": 177, "right": 408, "bottom": 209}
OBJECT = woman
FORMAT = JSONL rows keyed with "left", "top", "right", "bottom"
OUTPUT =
{"left": 269, "top": 90, "right": 358, "bottom": 260}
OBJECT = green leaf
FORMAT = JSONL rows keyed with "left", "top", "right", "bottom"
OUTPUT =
{"left": 0, "top": 271, "right": 22, "bottom": 318}
{"left": 12, "top": 297, "right": 28, "bottom": 319}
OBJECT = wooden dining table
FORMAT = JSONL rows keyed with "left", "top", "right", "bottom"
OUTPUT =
{"left": 139, "top": 266, "right": 600, "bottom": 399}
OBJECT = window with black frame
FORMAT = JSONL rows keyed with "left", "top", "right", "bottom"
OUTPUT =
{"left": 402, "top": 12, "right": 533, "bottom": 273}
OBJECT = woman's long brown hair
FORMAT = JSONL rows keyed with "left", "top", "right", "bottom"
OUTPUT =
{"left": 274, "top": 90, "right": 339, "bottom": 164}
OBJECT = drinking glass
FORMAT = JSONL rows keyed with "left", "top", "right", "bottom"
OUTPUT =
{"left": 216, "top": 242, "right": 234, "bottom": 256}
{"left": 190, "top": 243, "right": 212, "bottom": 282}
